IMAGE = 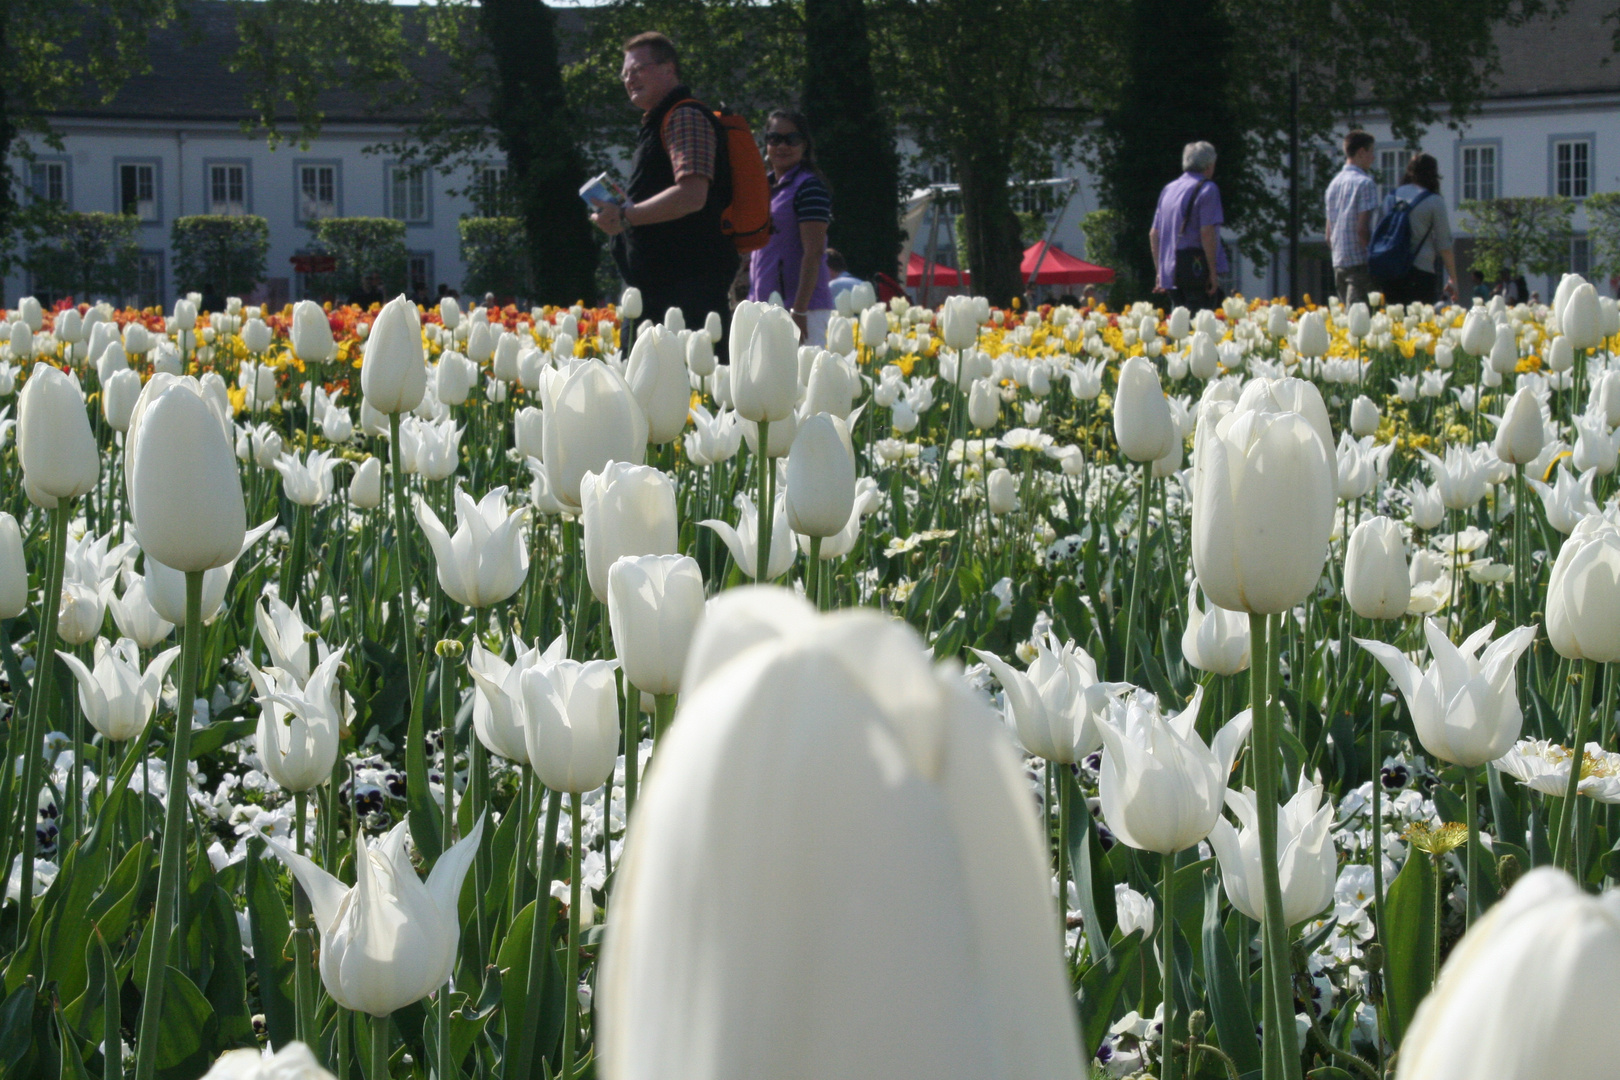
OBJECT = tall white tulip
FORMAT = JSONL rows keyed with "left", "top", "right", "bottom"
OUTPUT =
{"left": 269, "top": 819, "right": 485, "bottom": 1017}
{"left": 1564, "top": 282, "right": 1603, "bottom": 350}
{"left": 248, "top": 650, "right": 346, "bottom": 792}
{"left": 733, "top": 305, "right": 799, "bottom": 423}
{"left": 1344, "top": 516, "right": 1410, "bottom": 620}
{"left": 127, "top": 376, "right": 246, "bottom": 573}
{"left": 414, "top": 485, "right": 528, "bottom": 608}
{"left": 1097, "top": 687, "right": 1251, "bottom": 854}
{"left": 349, "top": 457, "right": 383, "bottom": 509}
{"left": 1191, "top": 390, "right": 1335, "bottom": 614}
{"left": 608, "top": 554, "right": 706, "bottom": 697}
{"left": 57, "top": 638, "right": 181, "bottom": 742}
{"left": 1296, "top": 310, "right": 1329, "bottom": 357}
{"left": 784, "top": 414, "right": 856, "bottom": 539}
{"left": 599, "top": 591, "right": 1083, "bottom": 1080}
{"left": 701, "top": 494, "right": 795, "bottom": 581}
{"left": 521, "top": 659, "right": 620, "bottom": 793}
{"left": 624, "top": 324, "right": 690, "bottom": 445}
{"left": 18, "top": 364, "right": 98, "bottom": 500}
{"left": 1350, "top": 394, "right": 1380, "bottom": 438}
{"left": 971, "top": 636, "right": 1118, "bottom": 763}
{"left": 1546, "top": 515, "right": 1620, "bottom": 662}
{"left": 1358, "top": 618, "right": 1535, "bottom": 767}
{"left": 362, "top": 295, "right": 427, "bottom": 414}
{"left": 540, "top": 360, "right": 648, "bottom": 509}
{"left": 102, "top": 367, "right": 142, "bottom": 432}
{"left": 1492, "top": 386, "right": 1545, "bottom": 465}
{"left": 1181, "top": 583, "right": 1251, "bottom": 675}
{"left": 0, "top": 513, "right": 24, "bottom": 620}
{"left": 1460, "top": 308, "right": 1495, "bottom": 355}
{"left": 1209, "top": 780, "right": 1335, "bottom": 926}
{"left": 1395, "top": 868, "right": 1620, "bottom": 1080}
{"left": 291, "top": 300, "right": 336, "bottom": 364}
{"left": 435, "top": 349, "right": 476, "bottom": 405}
{"left": 1113, "top": 355, "right": 1176, "bottom": 462}
{"left": 580, "top": 462, "right": 678, "bottom": 603}
{"left": 255, "top": 596, "right": 330, "bottom": 687}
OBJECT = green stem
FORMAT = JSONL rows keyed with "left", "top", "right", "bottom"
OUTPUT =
{"left": 293, "top": 791, "right": 315, "bottom": 1049}
{"left": 653, "top": 693, "right": 677, "bottom": 745}
{"left": 807, "top": 535, "right": 822, "bottom": 610}
{"left": 1464, "top": 768, "right": 1480, "bottom": 927}
{"left": 438, "top": 959, "right": 454, "bottom": 1080}
{"left": 509, "top": 787, "right": 562, "bottom": 1080}
{"left": 370, "top": 1012, "right": 390, "bottom": 1080}
{"left": 1121, "top": 466, "right": 1152, "bottom": 679}
{"left": 1162, "top": 849, "right": 1180, "bottom": 1080}
{"left": 560, "top": 800, "right": 583, "bottom": 1080}
{"left": 1251, "top": 612, "right": 1301, "bottom": 1080}
{"left": 388, "top": 411, "right": 417, "bottom": 691}
{"left": 756, "top": 419, "right": 772, "bottom": 580}
{"left": 1554, "top": 658, "right": 1598, "bottom": 874}
{"left": 470, "top": 738, "right": 491, "bottom": 979}
{"left": 16, "top": 500, "right": 70, "bottom": 947}
{"left": 133, "top": 570, "right": 203, "bottom": 1080}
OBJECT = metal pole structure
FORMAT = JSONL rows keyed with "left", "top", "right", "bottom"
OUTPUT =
{"left": 1026, "top": 179, "right": 1080, "bottom": 296}
{"left": 921, "top": 191, "right": 942, "bottom": 306}
{"left": 1288, "top": 40, "right": 1301, "bottom": 307}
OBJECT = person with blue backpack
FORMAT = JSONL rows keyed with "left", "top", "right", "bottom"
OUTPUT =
{"left": 1370, "top": 152, "right": 1458, "bottom": 306}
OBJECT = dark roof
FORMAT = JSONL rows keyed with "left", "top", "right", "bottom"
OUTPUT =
{"left": 1488, "top": 0, "right": 1620, "bottom": 100}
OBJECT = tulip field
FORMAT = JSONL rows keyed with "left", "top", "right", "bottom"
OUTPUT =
{"left": 3, "top": 280, "right": 1620, "bottom": 1080}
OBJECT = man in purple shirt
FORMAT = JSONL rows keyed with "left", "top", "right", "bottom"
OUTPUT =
{"left": 1149, "top": 141, "right": 1226, "bottom": 313}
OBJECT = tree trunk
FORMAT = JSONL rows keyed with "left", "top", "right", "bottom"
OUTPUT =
{"left": 956, "top": 146, "right": 1024, "bottom": 306}
{"left": 802, "top": 0, "right": 900, "bottom": 283}
{"left": 478, "top": 0, "right": 600, "bottom": 304}
{"left": 1096, "top": 0, "right": 1241, "bottom": 306}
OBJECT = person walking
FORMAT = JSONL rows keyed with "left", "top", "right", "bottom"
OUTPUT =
{"left": 1325, "top": 130, "right": 1380, "bottom": 305}
{"left": 591, "top": 32, "right": 738, "bottom": 345}
{"left": 748, "top": 110, "right": 835, "bottom": 346}
{"left": 1149, "top": 141, "right": 1225, "bottom": 313}
{"left": 1380, "top": 153, "right": 1457, "bottom": 306}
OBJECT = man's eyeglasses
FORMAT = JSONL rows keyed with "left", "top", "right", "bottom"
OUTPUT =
{"left": 620, "top": 59, "right": 669, "bottom": 83}
{"left": 764, "top": 132, "right": 805, "bottom": 147}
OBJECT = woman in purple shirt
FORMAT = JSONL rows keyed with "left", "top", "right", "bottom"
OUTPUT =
{"left": 749, "top": 110, "right": 834, "bottom": 346}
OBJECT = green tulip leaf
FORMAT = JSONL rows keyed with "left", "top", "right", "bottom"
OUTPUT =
{"left": 151, "top": 965, "right": 219, "bottom": 1080}
{"left": 245, "top": 841, "right": 299, "bottom": 1051}
{"left": 1077, "top": 929, "right": 1143, "bottom": 1062}
{"left": 1382, "top": 852, "right": 1436, "bottom": 1048}
{"left": 1201, "top": 869, "right": 1260, "bottom": 1075}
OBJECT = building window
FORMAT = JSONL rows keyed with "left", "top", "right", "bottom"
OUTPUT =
{"left": 388, "top": 164, "right": 430, "bottom": 224}
{"left": 134, "top": 251, "right": 164, "bottom": 309}
{"left": 1572, "top": 234, "right": 1591, "bottom": 276}
{"left": 1461, "top": 144, "right": 1498, "bottom": 202}
{"left": 209, "top": 163, "right": 248, "bottom": 215}
{"left": 473, "top": 165, "right": 509, "bottom": 217}
{"left": 407, "top": 252, "right": 434, "bottom": 301}
{"left": 1554, "top": 139, "right": 1591, "bottom": 199}
{"left": 30, "top": 161, "right": 68, "bottom": 205}
{"left": 1376, "top": 148, "right": 1404, "bottom": 202}
{"left": 119, "top": 162, "right": 159, "bottom": 221}
{"left": 297, "top": 163, "right": 340, "bottom": 222}
{"left": 929, "top": 161, "right": 953, "bottom": 186}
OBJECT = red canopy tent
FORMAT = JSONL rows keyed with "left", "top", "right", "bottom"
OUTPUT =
{"left": 1021, "top": 242, "right": 1114, "bottom": 285}
{"left": 905, "top": 252, "right": 961, "bottom": 287}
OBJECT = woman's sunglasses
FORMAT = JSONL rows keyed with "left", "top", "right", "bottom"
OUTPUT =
{"left": 765, "top": 132, "right": 805, "bottom": 147}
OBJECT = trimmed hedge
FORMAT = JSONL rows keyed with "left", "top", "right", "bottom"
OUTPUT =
{"left": 309, "top": 217, "right": 407, "bottom": 299}
{"left": 24, "top": 212, "right": 141, "bottom": 305}
{"left": 459, "top": 217, "right": 530, "bottom": 302}
{"left": 172, "top": 215, "right": 270, "bottom": 299}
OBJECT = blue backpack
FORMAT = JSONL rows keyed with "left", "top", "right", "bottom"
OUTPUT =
{"left": 1368, "top": 189, "right": 1433, "bottom": 282}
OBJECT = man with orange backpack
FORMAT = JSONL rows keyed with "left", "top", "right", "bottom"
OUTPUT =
{"left": 592, "top": 32, "right": 769, "bottom": 353}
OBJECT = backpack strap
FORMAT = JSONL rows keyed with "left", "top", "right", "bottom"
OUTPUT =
{"left": 1179, "top": 178, "right": 1210, "bottom": 244}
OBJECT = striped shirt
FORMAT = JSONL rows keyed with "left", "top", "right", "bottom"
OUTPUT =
{"left": 787, "top": 172, "right": 832, "bottom": 223}
{"left": 1325, "top": 162, "right": 1379, "bottom": 268}
{"left": 662, "top": 104, "right": 717, "bottom": 182}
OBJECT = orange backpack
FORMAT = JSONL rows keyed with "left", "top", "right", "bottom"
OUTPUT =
{"left": 665, "top": 101, "right": 773, "bottom": 253}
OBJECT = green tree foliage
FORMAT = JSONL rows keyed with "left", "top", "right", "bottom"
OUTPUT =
{"left": 460, "top": 217, "right": 531, "bottom": 301}
{"left": 1079, "top": 208, "right": 1141, "bottom": 304}
{"left": 1089, "top": 0, "right": 1559, "bottom": 301}
{"left": 868, "top": 0, "right": 1104, "bottom": 305}
{"left": 230, "top": 0, "right": 599, "bottom": 303}
{"left": 310, "top": 217, "right": 408, "bottom": 299}
{"left": 172, "top": 215, "right": 271, "bottom": 299}
{"left": 23, "top": 212, "right": 140, "bottom": 304}
{"left": 1460, "top": 196, "right": 1576, "bottom": 280}
{"left": 1582, "top": 191, "right": 1620, "bottom": 280}
{"left": 802, "top": 0, "right": 900, "bottom": 282}
{"left": 1088, "top": 0, "right": 1250, "bottom": 304}
{"left": 1, "top": 0, "right": 181, "bottom": 278}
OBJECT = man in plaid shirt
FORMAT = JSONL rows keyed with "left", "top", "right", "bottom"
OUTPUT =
{"left": 1324, "top": 131, "right": 1379, "bottom": 306}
